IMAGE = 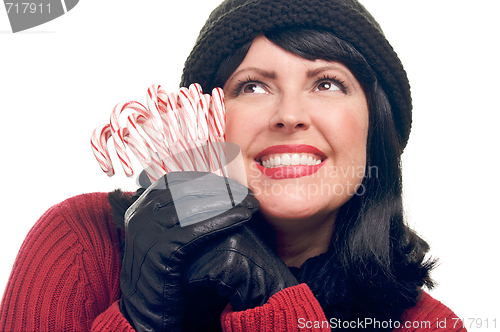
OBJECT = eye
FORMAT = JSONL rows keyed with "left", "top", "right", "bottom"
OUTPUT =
{"left": 241, "top": 82, "right": 267, "bottom": 94}
{"left": 316, "top": 81, "right": 340, "bottom": 92}
{"left": 232, "top": 77, "right": 268, "bottom": 96}
{"left": 314, "top": 75, "right": 347, "bottom": 94}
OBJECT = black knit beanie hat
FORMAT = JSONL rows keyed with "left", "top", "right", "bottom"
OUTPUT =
{"left": 181, "top": 0, "right": 412, "bottom": 148}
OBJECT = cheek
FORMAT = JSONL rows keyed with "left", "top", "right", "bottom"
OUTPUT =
{"left": 320, "top": 109, "right": 368, "bottom": 156}
{"left": 224, "top": 104, "right": 262, "bottom": 145}
{"left": 224, "top": 113, "right": 243, "bottom": 143}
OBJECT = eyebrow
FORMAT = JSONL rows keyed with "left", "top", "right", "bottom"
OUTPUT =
{"left": 306, "top": 65, "right": 346, "bottom": 78}
{"left": 227, "top": 64, "right": 350, "bottom": 85}
{"left": 229, "top": 67, "right": 276, "bottom": 81}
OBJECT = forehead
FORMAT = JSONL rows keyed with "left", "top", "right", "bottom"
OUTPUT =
{"left": 228, "top": 36, "right": 357, "bottom": 82}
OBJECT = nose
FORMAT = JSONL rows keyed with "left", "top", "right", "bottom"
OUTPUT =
{"left": 270, "top": 92, "right": 311, "bottom": 133}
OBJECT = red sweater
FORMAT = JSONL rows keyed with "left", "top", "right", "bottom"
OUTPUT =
{"left": 0, "top": 193, "right": 466, "bottom": 332}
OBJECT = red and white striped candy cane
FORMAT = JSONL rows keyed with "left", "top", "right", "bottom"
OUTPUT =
{"left": 119, "top": 127, "right": 165, "bottom": 182}
{"left": 146, "top": 85, "right": 166, "bottom": 141}
{"left": 203, "top": 94, "right": 219, "bottom": 174}
{"left": 159, "top": 91, "right": 180, "bottom": 144}
{"left": 91, "top": 83, "right": 228, "bottom": 180}
{"left": 166, "top": 90, "right": 195, "bottom": 171}
{"left": 189, "top": 83, "right": 210, "bottom": 141}
{"left": 110, "top": 100, "right": 149, "bottom": 131}
{"left": 157, "top": 91, "right": 189, "bottom": 171}
{"left": 112, "top": 126, "right": 134, "bottom": 176}
{"left": 209, "top": 88, "right": 225, "bottom": 140}
{"left": 178, "top": 86, "right": 199, "bottom": 142}
{"left": 155, "top": 86, "right": 172, "bottom": 133}
{"left": 110, "top": 100, "right": 150, "bottom": 176}
{"left": 90, "top": 123, "right": 114, "bottom": 176}
{"left": 208, "top": 88, "right": 227, "bottom": 176}
{"left": 129, "top": 111, "right": 170, "bottom": 162}
{"left": 178, "top": 86, "right": 209, "bottom": 172}
{"left": 127, "top": 112, "right": 180, "bottom": 173}
{"left": 156, "top": 87, "right": 183, "bottom": 167}
{"left": 125, "top": 113, "right": 151, "bottom": 164}
{"left": 189, "top": 83, "right": 211, "bottom": 170}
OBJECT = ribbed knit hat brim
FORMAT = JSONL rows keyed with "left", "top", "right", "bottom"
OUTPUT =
{"left": 181, "top": 0, "right": 412, "bottom": 148}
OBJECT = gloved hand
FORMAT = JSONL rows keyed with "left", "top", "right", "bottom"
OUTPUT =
{"left": 119, "top": 172, "right": 259, "bottom": 332}
{"left": 181, "top": 215, "right": 298, "bottom": 330}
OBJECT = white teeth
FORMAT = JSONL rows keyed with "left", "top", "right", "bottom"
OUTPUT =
{"left": 260, "top": 153, "right": 323, "bottom": 168}
{"left": 282, "top": 154, "right": 291, "bottom": 166}
{"left": 274, "top": 156, "right": 280, "bottom": 167}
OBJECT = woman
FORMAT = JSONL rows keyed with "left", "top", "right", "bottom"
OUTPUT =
{"left": 0, "top": 0, "right": 466, "bottom": 331}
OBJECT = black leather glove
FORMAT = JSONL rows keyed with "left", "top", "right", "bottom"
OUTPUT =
{"left": 120, "top": 172, "right": 259, "bottom": 332}
{"left": 181, "top": 215, "right": 298, "bottom": 330}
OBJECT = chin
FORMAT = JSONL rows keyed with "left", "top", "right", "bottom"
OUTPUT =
{"left": 256, "top": 191, "right": 340, "bottom": 221}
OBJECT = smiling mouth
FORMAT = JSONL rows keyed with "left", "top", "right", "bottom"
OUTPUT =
{"left": 259, "top": 153, "right": 323, "bottom": 168}
{"left": 254, "top": 144, "right": 327, "bottom": 179}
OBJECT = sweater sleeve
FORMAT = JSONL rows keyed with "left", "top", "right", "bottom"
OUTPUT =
{"left": 395, "top": 291, "right": 467, "bottom": 332}
{"left": 0, "top": 193, "right": 134, "bottom": 332}
{"left": 91, "top": 300, "right": 135, "bottom": 331}
{"left": 220, "top": 286, "right": 468, "bottom": 332}
{"left": 221, "top": 283, "right": 330, "bottom": 332}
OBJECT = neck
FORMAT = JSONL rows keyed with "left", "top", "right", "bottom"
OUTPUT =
{"left": 267, "top": 212, "right": 336, "bottom": 268}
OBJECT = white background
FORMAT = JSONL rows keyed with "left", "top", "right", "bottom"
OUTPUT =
{"left": 1, "top": 1, "right": 499, "bottom": 330}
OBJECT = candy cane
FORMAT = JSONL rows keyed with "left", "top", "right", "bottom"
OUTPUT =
{"left": 120, "top": 127, "right": 165, "bottom": 182}
{"left": 149, "top": 86, "right": 188, "bottom": 171}
{"left": 112, "top": 127, "right": 134, "bottom": 177}
{"left": 110, "top": 100, "right": 149, "bottom": 132}
{"left": 146, "top": 84, "right": 167, "bottom": 143}
{"left": 127, "top": 112, "right": 181, "bottom": 174}
{"left": 158, "top": 90, "right": 180, "bottom": 144}
{"left": 177, "top": 87, "right": 198, "bottom": 168}
{"left": 178, "top": 86, "right": 209, "bottom": 171}
{"left": 125, "top": 113, "right": 151, "bottom": 163}
{"left": 91, "top": 83, "right": 228, "bottom": 180}
{"left": 163, "top": 91, "right": 195, "bottom": 171}
{"left": 210, "top": 88, "right": 225, "bottom": 140}
{"left": 90, "top": 124, "right": 114, "bottom": 176}
{"left": 194, "top": 85, "right": 211, "bottom": 173}
{"left": 110, "top": 100, "right": 150, "bottom": 176}
{"left": 128, "top": 112, "right": 170, "bottom": 162}
{"left": 208, "top": 88, "right": 227, "bottom": 176}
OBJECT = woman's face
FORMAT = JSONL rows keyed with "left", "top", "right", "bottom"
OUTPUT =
{"left": 223, "top": 36, "right": 369, "bottom": 231}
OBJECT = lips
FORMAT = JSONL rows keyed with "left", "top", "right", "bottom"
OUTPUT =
{"left": 261, "top": 153, "right": 322, "bottom": 168}
{"left": 255, "top": 144, "right": 327, "bottom": 179}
